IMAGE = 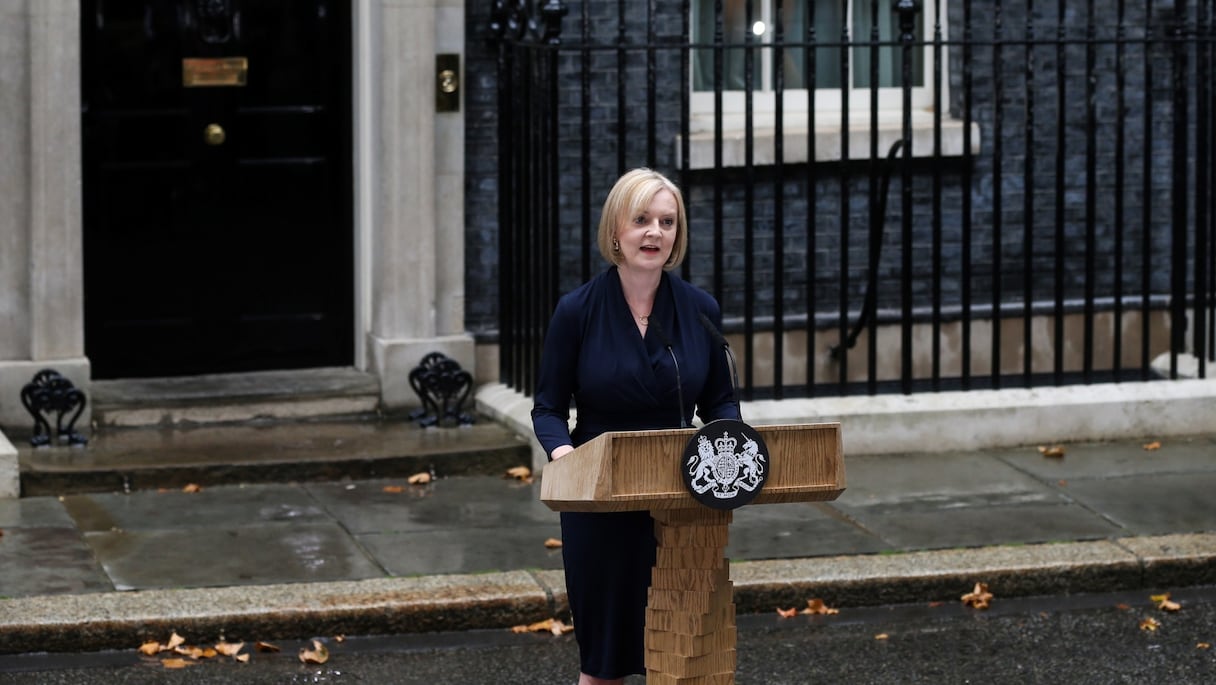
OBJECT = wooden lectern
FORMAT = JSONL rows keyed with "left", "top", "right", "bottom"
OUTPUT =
{"left": 540, "top": 422, "right": 845, "bottom": 685}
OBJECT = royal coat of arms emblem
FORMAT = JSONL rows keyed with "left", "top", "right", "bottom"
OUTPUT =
{"left": 681, "top": 419, "right": 769, "bottom": 510}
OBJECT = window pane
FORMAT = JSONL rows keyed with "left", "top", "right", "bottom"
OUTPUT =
{"left": 779, "top": 0, "right": 843, "bottom": 89}
{"left": 853, "top": 0, "right": 924, "bottom": 88}
{"left": 692, "top": 0, "right": 762, "bottom": 91}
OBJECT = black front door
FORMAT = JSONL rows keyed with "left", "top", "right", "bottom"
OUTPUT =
{"left": 82, "top": 0, "right": 353, "bottom": 379}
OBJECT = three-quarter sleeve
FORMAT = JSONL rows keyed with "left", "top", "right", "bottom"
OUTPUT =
{"left": 531, "top": 297, "right": 580, "bottom": 458}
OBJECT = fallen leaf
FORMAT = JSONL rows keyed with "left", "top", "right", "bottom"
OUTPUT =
{"left": 511, "top": 618, "right": 573, "bottom": 635}
{"left": 505, "top": 466, "right": 533, "bottom": 483}
{"left": 182, "top": 484, "right": 202, "bottom": 493}
{"left": 776, "top": 607, "right": 797, "bottom": 618}
{"left": 1156, "top": 598, "right": 1182, "bottom": 612}
{"left": 928, "top": 601, "right": 943, "bottom": 608}
{"left": 1149, "top": 592, "right": 1170, "bottom": 603}
{"left": 801, "top": 598, "right": 840, "bottom": 615}
{"left": 161, "top": 658, "right": 195, "bottom": 669}
{"left": 1140, "top": 617, "right": 1161, "bottom": 631}
{"left": 334, "top": 635, "right": 346, "bottom": 643}
{"left": 174, "top": 645, "right": 205, "bottom": 659}
{"left": 166, "top": 632, "right": 186, "bottom": 650}
{"left": 1198, "top": 643, "right": 1211, "bottom": 650}
{"left": 962, "top": 582, "right": 994, "bottom": 610}
{"left": 1115, "top": 603, "right": 1132, "bottom": 611}
{"left": 875, "top": 633, "right": 890, "bottom": 640}
{"left": 1038, "top": 445, "right": 1066, "bottom": 458}
{"left": 298, "top": 639, "right": 329, "bottom": 664}
{"left": 407, "top": 472, "right": 432, "bottom": 485}
{"left": 382, "top": 485, "right": 405, "bottom": 493}
{"left": 214, "top": 641, "right": 244, "bottom": 657}
{"left": 547, "top": 619, "right": 574, "bottom": 635}
{"left": 544, "top": 537, "right": 563, "bottom": 549}
{"left": 1142, "top": 441, "right": 1162, "bottom": 451}
{"left": 255, "top": 641, "right": 281, "bottom": 653}
{"left": 138, "top": 641, "right": 161, "bottom": 656}
{"left": 236, "top": 653, "right": 251, "bottom": 663}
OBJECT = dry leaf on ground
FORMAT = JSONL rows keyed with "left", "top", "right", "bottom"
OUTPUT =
{"left": 255, "top": 641, "right": 281, "bottom": 652}
{"left": 1198, "top": 643, "right": 1211, "bottom": 649}
{"left": 237, "top": 653, "right": 251, "bottom": 663}
{"left": 962, "top": 582, "right": 994, "bottom": 609}
{"left": 543, "top": 537, "right": 563, "bottom": 549}
{"left": 161, "top": 657, "right": 196, "bottom": 669}
{"left": 801, "top": 599, "right": 840, "bottom": 615}
{"left": 875, "top": 633, "right": 890, "bottom": 640}
{"left": 165, "top": 632, "right": 186, "bottom": 650}
{"left": 1038, "top": 445, "right": 1066, "bottom": 458}
{"left": 174, "top": 645, "right": 207, "bottom": 659}
{"left": 775, "top": 607, "right": 798, "bottom": 618}
{"left": 298, "top": 639, "right": 329, "bottom": 664}
{"left": 505, "top": 466, "right": 533, "bottom": 483}
{"left": 138, "top": 641, "right": 161, "bottom": 656}
{"left": 214, "top": 641, "right": 244, "bottom": 657}
{"left": 1151, "top": 593, "right": 1182, "bottom": 612}
{"left": 182, "top": 484, "right": 203, "bottom": 493}
{"left": 383, "top": 485, "right": 405, "bottom": 493}
{"left": 407, "top": 472, "right": 432, "bottom": 485}
{"left": 1143, "top": 441, "right": 1162, "bottom": 451}
{"left": 511, "top": 618, "right": 573, "bottom": 635}
{"left": 1140, "top": 617, "right": 1161, "bottom": 631}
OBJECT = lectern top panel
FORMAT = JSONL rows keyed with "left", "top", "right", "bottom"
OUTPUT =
{"left": 539, "top": 423, "right": 845, "bottom": 512}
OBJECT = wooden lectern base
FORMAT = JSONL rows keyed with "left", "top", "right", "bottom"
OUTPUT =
{"left": 645, "top": 508, "right": 736, "bottom": 685}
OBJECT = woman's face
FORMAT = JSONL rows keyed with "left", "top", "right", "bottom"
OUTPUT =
{"left": 616, "top": 189, "right": 678, "bottom": 274}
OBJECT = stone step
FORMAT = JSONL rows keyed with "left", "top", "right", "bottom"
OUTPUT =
{"left": 18, "top": 417, "right": 532, "bottom": 496}
{"left": 89, "top": 368, "right": 383, "bottom": 429}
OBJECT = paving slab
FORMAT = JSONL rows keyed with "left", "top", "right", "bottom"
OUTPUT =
{"left": 0, "top": 527, "right": 113, "bottom": 598}
{"left": 995, "top": 435, "right": 1216, "bottom": 480}
{"left": 837, "top": 500, "right": 1125, "bottom": 551}
{"left": 358, "top": 525, "right": 566, "bottom": 577}
{"left": 83, "top": 522, "right": 385, "bottom": 591}
{"left": 725, "top": 502, "right": 889, "bottom": 560}
{"left": 0, "top": 497, "right": 77, "bottom": 528}
{"left": 59, "top": 484, "right": 328, "bottom": 532}
{"left": 831, "top": 451, "right": 1053, "bottom": 506}
{"left": 1059, "top": 472, "right": 1216, "bottom": 536}
{"left": 305, "top": 476, "right": 557, "bottom": 534}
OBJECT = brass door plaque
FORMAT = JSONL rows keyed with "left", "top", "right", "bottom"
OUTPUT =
{"left": 182, "top": 57, "right": 248, "bottom": 87}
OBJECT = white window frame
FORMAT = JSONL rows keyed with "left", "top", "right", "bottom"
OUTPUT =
{"left": 680, "top": 1, "right": 979, "bottom": 168}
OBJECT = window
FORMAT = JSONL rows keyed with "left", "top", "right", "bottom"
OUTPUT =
{"left": 683, "top": 1, "right": 972, "bottom": 168}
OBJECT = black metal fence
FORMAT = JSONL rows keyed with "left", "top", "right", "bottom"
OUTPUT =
{"left": 488, "top": 0, "right": 1215, "bottom": 400}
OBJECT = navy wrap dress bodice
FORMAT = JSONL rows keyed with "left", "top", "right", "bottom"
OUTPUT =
{"left": 531, "top": 267, "right": 740, "bottom": 679}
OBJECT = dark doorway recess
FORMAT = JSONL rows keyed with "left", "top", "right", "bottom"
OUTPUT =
{"left": 82, "top": 0, "right": 353, "bottom": 379}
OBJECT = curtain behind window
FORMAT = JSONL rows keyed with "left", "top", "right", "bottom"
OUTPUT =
{"left": 692, "top": 1, "right": 922, "bottom": 93}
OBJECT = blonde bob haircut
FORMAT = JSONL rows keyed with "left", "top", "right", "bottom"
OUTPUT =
{"left": 597, "top": 168, "right": 689, "bottom": 270}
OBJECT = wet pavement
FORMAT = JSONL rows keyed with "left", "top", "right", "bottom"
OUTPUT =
{"left": 1, "top": 424, "right": 1214, "bottom": 654}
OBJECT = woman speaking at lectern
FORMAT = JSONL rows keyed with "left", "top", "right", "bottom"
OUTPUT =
{"left": 532, "top": 168, "right": 741, "bottom": 684}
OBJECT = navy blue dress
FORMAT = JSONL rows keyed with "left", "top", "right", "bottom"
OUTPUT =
{"left": 532, "top": 266, "right": 740, "bottom": 679}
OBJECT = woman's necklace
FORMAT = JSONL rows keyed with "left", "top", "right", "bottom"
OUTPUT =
{"left": 631, "top": 309, "right": 650, "bottom": 326}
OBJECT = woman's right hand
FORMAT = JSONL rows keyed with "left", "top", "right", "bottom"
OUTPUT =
{"left": 550, "top": 444, "right": 575, "bottom": 460}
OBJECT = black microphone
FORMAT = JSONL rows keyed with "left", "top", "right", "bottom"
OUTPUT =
{"left": 698, "top": 311, "right": 740, "bottom": 409}
{"left": 648, "top": 317, "right": 687, "bottom": 429}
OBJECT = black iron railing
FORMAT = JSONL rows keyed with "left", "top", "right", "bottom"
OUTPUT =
{"left": 488, "top": 0, "right": 1216, "bottom": 399}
